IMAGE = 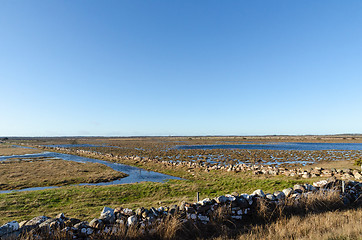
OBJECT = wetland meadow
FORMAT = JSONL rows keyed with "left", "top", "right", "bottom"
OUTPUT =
{"left": 0, "top": 136, "right": 361, "bottom": 239}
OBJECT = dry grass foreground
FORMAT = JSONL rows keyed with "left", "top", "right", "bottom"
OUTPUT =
{"left": 0, "top": 145, "right": 41, "bottom": 156}
{"left": 233, "top": 208, "right": 362, "bottom": 240}
{"left": 0, "top": 158, "right": 127, "bottom": 190}
{"left": 15, "top": 189, "right": 362, "bottom": 240}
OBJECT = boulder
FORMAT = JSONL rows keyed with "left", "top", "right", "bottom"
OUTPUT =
{"left": 304, "top": 184, "right": 316, "bottom": 192}
{"left": 252, "top": 189, "right": 265, "bottom": 198}
{"left": 265, "top": 193, "right": 276, "bottom": 201}
{"left": 214, "top": 195, "right": 227, "bottom": 204}
{"left": 225, "top": 194, "right": 236, "bottom": 202}
{"left": 89, "top": 218, "right": 104, "bottom": 229}
{"left": 198, "top": 198, "right": 211, "bottom": 206}
{"left": 127, "top": 216, "right": 138, "bottom": 227}
{"left": 236, "top": 196, "right": 249, "bottom": 208}
{"left": 313, "top": 180, "right": 328, "bottom": 188}
{"left": 100, "top": 207, "right": 115, "bottom": 224}
{"left": 0, "top": 221, "right": 19, "bottom": 237}
{"left": 282, "top": 188, "right": 294, "bottom": 197}
{"left": 273, "top": 191, "right": 286, "bottom": 200}
{"left": 56, "top": 213, "right": 66, "bottom": 220}
{"left": 21, "top": 216, "right": 50, "bottom": 231}
{"left": 353, "top": 172, "right": 362, "bottom": 180}
{"left": 65, "top": 218, "right": 81, "bottom": 227}
{"left": 293, "top": 184, "right": 305, "bottom": 193}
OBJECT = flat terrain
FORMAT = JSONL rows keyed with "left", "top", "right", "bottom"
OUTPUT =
{"left": 0, "top": 144, "right": 41, "bottom": 156}
{"left": 305, "top": 159, "right": 361, "bottom": 171}
{"left": 0, "top": 157, "right": 128, "bottom": 190}
{"left": 0, "top": 136, "right": 361, "bottom": 239}
{"left": 0, "top": 166, "right": 315, "bottom": 224}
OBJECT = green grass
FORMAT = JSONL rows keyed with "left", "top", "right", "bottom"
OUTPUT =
{"left": 0, "top": 167, "right": 314, "bottom": 225}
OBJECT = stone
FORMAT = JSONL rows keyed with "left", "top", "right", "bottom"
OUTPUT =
{"left": 39, "top": 218, "right": 57, "bottom": 230}
{"left": 169, "top": 205, "right": 178, "bottom": 215}
{"left": 65, "top": 218, "right": 81, "bottom": 227}
{"left": 342, "top": 173, "right": 354, "bottom": 180}
{"left": 56, "top": 213, "right": 66, "bottom": 220}
{"left": 21, "top": 216, "right": 50, "bottom": 232}
{"left": 265, "top": 193, "right": 276, "bottom": 201}
{"left": 282, "top": 188, "right": 294, "bottom": 197}
{"left": 198, "top": 215, "right": 209, "bottom": 222}
{"left": 135, "top": 207, "right": 144, "bottom": 216}
{"left": 142, "top": 210, "right": 149, "bottom": 218}
{"left": 185, "top": 206, "right": 196, "bottom": 213}
{"left": 353, "top": 172, "right": 362, "bottom": 180}
{"left": 236, "top": 196, "right": 249, "bottom": 208}
{"left": 291, "top": 193, "right": 301, "bottom": 199}
{"left": 127, "top": 216, "right": 138, "bottom": 227}
{"left": 252, "top": 189, "right": 265, "bottom": 198}
{"left": 302, "top": 172, "right": 311, "bottom": 179}
{"left": 49, "top": 220, "right": 63, "bottom": 229}
{"left": 114, "top": 207, "right": 123, "bottom": 214}
{"left": 19, "top": 221, "right": 27, "bottom": 228}
{"left": 313, "top": 180, "right": 328, "bottom": 188}
{"left": 89, "top": 218, "right": 104, "bottom": 229}
{"left": 0, "top": 221, "right": 19, "bottom": 237}
{"left": 273, "top": 191, "right": 286, "bottom": 200}
{"left": 86, "top": 227, "right": 93, "bottom": 235}
{"left": 198, "top": 198, "right": 211, "bottom": 206}
{"left": 342, "top": 196, "right": 351, "bottom": 205}
{"left": 214, "top": 195, "right": 227, "bottom": 204}
{"left": 240, "top": 194, "right": 254, "bottom": 205}
{"left": 225, "top": 194, "right": 236, "bottom": 202}
{"left": 304, "top": 184, "right": 316, "bottom": 192}
{"left": 179, "top": 202, "right": 186, "bottom": 211}
{"left": 73, "top": 221, "right": 89, "bottom": 229}
{"left": 293, "top": 184, "right": 305, "bottom": 193}
{"left": 231, "top": 192, "right": 239, "bottom": 197}
{"left": 100, "top": 207, "right": 115, "bottom": 223}
{"left": 122, "top": 208, "right": 134, "bottom": 216}
{"left": 150, "top": 207, "right": 159, "bottom": 217}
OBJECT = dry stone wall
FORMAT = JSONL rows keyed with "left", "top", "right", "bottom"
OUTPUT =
{"left": 39, "top": 146, "right": 362, "bottom": 181}
{"left": 1, "top": 178, "right": 361, "bottom": 239}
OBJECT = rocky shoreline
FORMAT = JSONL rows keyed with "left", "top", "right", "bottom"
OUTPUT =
{"left": 1, "top": 178, "right": 361, "bottom": 239}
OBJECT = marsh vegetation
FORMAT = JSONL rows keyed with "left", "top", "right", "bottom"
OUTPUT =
{"left": 1, "top": 136, "right": 361, "bottom": 239}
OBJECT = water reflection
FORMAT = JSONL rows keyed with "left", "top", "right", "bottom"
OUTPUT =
{"left": 0, "top": 152, "right": 182, "bottom": 194}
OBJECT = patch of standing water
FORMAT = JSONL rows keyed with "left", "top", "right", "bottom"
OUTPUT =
{"left": 0, "top": 152, "right": 182, "bottom": 194}
{"left": 176, "top": 142, "right": 362, "bottom": 151}
{"left": 42, "top": 144, "right": 129, "bottom": 149}
{"left": 11, "top": 145, "right": 36, "bottom": 149}
{"left": 262, "top": 160, "right": 312, "bottom": 166}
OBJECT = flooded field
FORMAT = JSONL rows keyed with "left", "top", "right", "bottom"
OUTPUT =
{"left": 34, "top": 137, "right": 362, "bottom": 168}
{"left": 176, "top": 142, "right": 362, "bottom": 151}
{"left": 0, "top": 151, "right": 181, "bottom": 193}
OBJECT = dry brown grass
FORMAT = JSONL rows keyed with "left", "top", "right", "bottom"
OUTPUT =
{"left": 234, "top": 207, "right": 362, "bottom": 240}
{"left": 0, "top": 158, "right": 127, "bottom": 190}
{"left": 18, "top": 207, "right": 362, "bottom": 240}
{"left": 253, "top": 189, "right": 346, "bottom": 223}
{"left": 0, "top": 145, "right": 41, "bottom": 156}
{"left": 14, "top": 190, "right": 361, "bottom": 240}
{"left": 304, "top": 159, "right": 360, "bottom": 171}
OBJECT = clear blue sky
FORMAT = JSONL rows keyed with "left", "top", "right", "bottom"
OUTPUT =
{"left": 1, "top": 1, "right": 361, "bottom": 136}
